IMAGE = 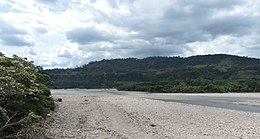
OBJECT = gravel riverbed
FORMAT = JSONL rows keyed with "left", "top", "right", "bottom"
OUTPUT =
{"left": 44, "top": 93, "right": 260, "bottom": 139}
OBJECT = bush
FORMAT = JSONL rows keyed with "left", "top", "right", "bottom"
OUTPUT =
{"left": 0, "top": 55, "right": 55, "bottom": 138}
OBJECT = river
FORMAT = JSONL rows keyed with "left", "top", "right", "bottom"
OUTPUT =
{"left": 51, "top": 89, "right": 260, "bottom": 113}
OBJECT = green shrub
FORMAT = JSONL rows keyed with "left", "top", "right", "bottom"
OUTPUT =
{"left": 0, "top": 55, "right": 55, "bottom": 138}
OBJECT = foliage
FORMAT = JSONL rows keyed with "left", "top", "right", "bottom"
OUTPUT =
{"left": 45, "top": 54, "right": 260, "bottom": 93}
{"left": 14, "top": 124, "right": 48, "bottom": 139}
{"left": 116, "top": 80, "right": 260, "bottom": 93}
{"left": 0, "top": 54, "right": 54, "bottom": 138}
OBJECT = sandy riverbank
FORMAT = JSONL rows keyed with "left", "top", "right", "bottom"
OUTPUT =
{"left": 44, "top": 94, "right": 260, "bottom": 139}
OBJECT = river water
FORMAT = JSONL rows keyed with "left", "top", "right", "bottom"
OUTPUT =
{"left": 51, "top": 89, "right": 260, "bottom": 113}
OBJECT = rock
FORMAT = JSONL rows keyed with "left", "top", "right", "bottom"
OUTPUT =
{"left": 57, "top": 98, "right": 62, "bottom": 102}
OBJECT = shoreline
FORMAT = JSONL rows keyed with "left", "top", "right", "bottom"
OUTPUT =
{"left": 44, "top": 92, "right": 260, "bottom": 138}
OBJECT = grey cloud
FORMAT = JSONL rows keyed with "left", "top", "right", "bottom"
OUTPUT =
{"left": 0, "top": 19, "right": 33, "bottom": 47}
{"left": 79, "top": 39, "right": 184, "bottom": 60}
{"left": 34, "top": 27, "right": 48, "bottom": 34}
{"left": 177, "top": 0, "right": 245, "bottom": 9}
{"left": 27, "top": 48, "right": 37, "bottom": 55}
{"left": 122, "top": 0, "right": 258, "bottom": 44}
{"left": 202, "top": 14, "right": 259, "bottom": 38}
{"left": 57, "top": 49, "right": 74, "bottom": 58}
{"left": 0, "top": 19, "right": 27, "bottom": 35}
{"left": 1, "top": 35, "right": 34, "bottom": 46}
{"left": 129, "top": 45, "right": 183, "bottom": 58}
{"left": 37, "top": 0, "right": 58, "bottom": 3}
{"left": 66, "top": 27, "right": 116, "bottom": 44}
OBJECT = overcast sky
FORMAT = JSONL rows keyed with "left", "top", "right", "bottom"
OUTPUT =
{"left": 1, "top": 0, "right": 260, "bottom": 68}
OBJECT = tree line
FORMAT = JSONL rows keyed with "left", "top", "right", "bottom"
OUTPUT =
{"left": 45, "top": 54, "right": 260, "bottom": 93}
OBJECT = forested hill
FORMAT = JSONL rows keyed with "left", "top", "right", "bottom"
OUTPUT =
{"left": 45, "top": 54, "right": 260, "bottom": 92}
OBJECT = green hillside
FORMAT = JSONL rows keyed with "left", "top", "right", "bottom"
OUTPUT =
{"left": 45, "top": 54, "right": 260, "bottom": 93}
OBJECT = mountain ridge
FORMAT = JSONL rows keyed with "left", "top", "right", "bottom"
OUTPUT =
{"left": 45, "top": 54, "right": 260, "bottom": 92}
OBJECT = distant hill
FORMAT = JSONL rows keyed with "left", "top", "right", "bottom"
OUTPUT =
{"left": 45, "top": 54, "right": 260, "bottom": 92}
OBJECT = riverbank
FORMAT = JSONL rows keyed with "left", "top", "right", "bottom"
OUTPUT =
{"left": 44, "top": 92, "right": 260, "bottom": 139}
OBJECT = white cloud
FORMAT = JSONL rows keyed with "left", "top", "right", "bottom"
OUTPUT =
{"left": 186, "top": 35, "right": 241, "bottom": 56}
{"left": 0, "top": 0, "right": 5, "bottom": 5}
{"left": 23, "top": 42, "right": 94, "bottom": 68}
{"left": 185, "top": 33, "right": 260, "bottom": 57}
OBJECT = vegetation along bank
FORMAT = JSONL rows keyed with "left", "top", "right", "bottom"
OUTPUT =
{"left": 0, "top": 53, "right": 55, "bottom": 138}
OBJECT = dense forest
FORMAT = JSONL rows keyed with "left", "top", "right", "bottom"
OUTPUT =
{"left": 0, "top": 53, "right": 54, "bottom": 138}
{"left": 45, "top": 54, "right": 260, "bottom": 93}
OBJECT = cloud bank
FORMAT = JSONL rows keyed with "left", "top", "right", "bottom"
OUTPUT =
{"left": 1, "top": 0, "right": 260, "bottom": 68}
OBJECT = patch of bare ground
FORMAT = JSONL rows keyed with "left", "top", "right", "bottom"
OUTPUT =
{"left": 44, "top": 94, "right": 260, "bottom": 139}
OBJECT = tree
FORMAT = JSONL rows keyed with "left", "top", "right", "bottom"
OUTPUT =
{"left": 0, "top": 55, "right": 55, "bottom": 138}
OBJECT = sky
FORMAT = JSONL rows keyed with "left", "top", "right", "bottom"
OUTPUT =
{"left": 0, "top": 0, "right": 260, "bottom": 69}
